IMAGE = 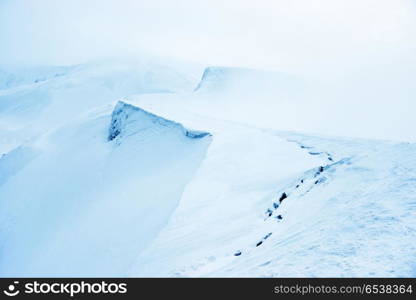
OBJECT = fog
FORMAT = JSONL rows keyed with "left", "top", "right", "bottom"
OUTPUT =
{"left": 0, "top": 0, "right": 415, "bottom": 141}
{"left": 1, "top": 0, "right": 414, "bottom": 70}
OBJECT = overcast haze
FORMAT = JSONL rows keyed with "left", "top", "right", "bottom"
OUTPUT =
{"left": 0, "top": 0, "right": 415, "bottom": 141}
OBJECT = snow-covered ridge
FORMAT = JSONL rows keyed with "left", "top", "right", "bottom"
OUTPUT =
{"left": 193, "top": 66, "right": 304, "bottom": 95}
{"left": 0, "top": 65, "right": 80, "bottom": 90}
{"left": 0, "top": 60, "right": 200, "bottom": 152}
{"left": 0, "top": 59, "right": 415, "bottom": 277}
{"left": 194, "top": 66, "right": 228, "bottom": 91}
{"left": 108, "top": 101, "right": 211, "bottom": 141}
{"left": 0, "top": 99, "right": 212, "bottom": 276}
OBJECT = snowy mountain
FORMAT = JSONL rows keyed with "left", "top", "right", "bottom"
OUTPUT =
{"left": 0, "top": 61, "right": 415, "bottom": 277}
{"left": 0, "top": 60, "right": 199, "bottom": 154}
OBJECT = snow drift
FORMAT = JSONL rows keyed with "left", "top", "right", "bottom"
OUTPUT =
{"left": 0, "top": 60, "right": 198, "bottom": 155}
{"left": 0, "top": 101, "right": 211, "bottom": 276}
{"left": 0, "top": 60, "right": 415, "bottom": 277}
{"left": 108, "top": 101, "right": 210, "bottom": 142}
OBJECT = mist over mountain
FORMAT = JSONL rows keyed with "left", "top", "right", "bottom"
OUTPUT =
{"left": 0, "top": 1, "right": 415, "bottom": 277}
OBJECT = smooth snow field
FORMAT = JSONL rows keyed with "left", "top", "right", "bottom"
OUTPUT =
{"left": 0, "top": 61, "right": 415, "bottom": 277}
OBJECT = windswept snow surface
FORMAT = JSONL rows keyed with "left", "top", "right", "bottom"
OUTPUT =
{"left": 0, "top": 96, "right": 210, "bottom": 276}
{"left": 0, "top": 62, "right": 415, "bottom": 277}
{"left": 0, "top": 60, "right": 199, "bottom": 155}
{"left": 123, "top": 86, "right": 416, "bottom": 277}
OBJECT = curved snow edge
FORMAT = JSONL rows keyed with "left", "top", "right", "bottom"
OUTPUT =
{"left": 108, "top": 101, "right": 211, "bottom": 141}
{"left": 194, "top": 66, "right": 249, "bottom": 92}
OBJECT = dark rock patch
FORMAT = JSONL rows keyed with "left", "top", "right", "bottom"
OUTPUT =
{"left": 279, "top": 192, "right": 287, "bottom": 203}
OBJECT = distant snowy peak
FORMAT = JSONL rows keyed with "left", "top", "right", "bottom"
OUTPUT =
{"left": 108, "top": 101, "right": 211, "bottom": 142}
{"left": 0, "top": 65, "right": 80, "bottom": 90}
{"left": 194, "top": 66, "right": 304, "bottom": 95}
{"left": 194, "top": 66, "right": 229, "bottom": 92}
{"left": 0, "top": 60, "right": 197, "bottom": 93}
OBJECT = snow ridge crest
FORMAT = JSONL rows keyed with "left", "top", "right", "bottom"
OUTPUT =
{"left": 108, "top": 101, "right": 211, "bottom": 141}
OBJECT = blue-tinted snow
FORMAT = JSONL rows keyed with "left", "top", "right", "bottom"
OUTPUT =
{"left": 0, "top": 61, "right": 414, "bottom": 277}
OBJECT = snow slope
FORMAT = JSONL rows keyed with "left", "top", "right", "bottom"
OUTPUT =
{"left": 123, "top": 81, "right": 416, "bottom": 277}
{"left": 130, "top": 128, "right": 416, "bottom": 277}
{"left": 0, "top": 98, "right": 210, "bottom": 276}
{"left": 0, "top": 65, "right": 79, "bottom": 90}
{"left": 0, "top": 62, "right": 415, "bottom": 277}
{"left": 0, "top": 60, "right": 198, "bottom": 155}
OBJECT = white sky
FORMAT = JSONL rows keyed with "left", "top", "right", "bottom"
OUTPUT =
{"left": 0, "top": 0, "right": 414, "bottom": 73}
